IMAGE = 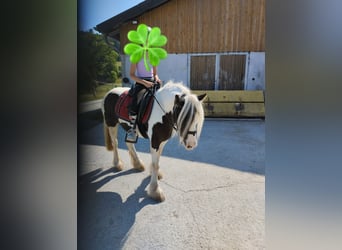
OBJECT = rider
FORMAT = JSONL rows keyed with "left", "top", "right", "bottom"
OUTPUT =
{"left": 126, "top": 53, "right": 162, "bottom": 142}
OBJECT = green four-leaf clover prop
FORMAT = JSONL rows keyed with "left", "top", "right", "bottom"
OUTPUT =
{"left": 123, "top": 24, "right": 168, "bottom": 71}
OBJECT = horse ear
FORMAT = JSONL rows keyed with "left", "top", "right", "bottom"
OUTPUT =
{"left": 197, "top": 93, "right": 207, "bottom": 102}
{"left": 174, "top": 95, "right": 181, "bottom": 105}
{"left": 174, "top": 94, "right": 186, "bottom": 104}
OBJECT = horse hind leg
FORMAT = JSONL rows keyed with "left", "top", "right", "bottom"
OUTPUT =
{"left": 126, "top": 142, "right": 145, "bottom": 171}
{"left": 105, "top": 123, "right": 124, "bottom": 171}
{"left": 104, "top": 121, "right": 113, "bottom": 151}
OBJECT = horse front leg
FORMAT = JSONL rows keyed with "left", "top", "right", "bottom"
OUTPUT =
{"left": 148, "top": 142, "right": 166, "bottom": 202}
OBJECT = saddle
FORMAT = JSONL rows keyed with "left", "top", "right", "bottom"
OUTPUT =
{"left": 115, "top": 88, "right": 155, "bottom": 137}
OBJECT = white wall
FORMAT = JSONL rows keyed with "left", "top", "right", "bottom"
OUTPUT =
{"left": 123, "top": 52, "right": 265, "bottom": 90}
{"left": 246, "top": 52, "right": 265, "bottom": 90}
{"left": 122, "top": 54, "right": 188, "bottom": 86}
{"left": 158, "top": 54, "right": 188, "bottom": 86}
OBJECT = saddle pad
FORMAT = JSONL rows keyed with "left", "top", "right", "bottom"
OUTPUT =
{"left": 115, "top": 90, "right": 131, "bottom": 122}
{"left": 115, "top": 90, "right": 154, "bottom": 125}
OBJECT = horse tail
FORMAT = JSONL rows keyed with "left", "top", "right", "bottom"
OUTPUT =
{"left": 103, "top": 122, "right": 113, "bottom": 151}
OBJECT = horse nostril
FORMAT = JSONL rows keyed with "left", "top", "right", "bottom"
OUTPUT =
{"left": 187, "top": 145, "right": 192, "bottom": 149}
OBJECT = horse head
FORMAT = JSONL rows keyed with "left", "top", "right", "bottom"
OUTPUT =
{"left": 174, "top": 92, "right": 206, "bottom": 150}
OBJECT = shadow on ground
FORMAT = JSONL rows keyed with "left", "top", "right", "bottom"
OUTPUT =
{"left": 78, "top": 168, "right": 158, "bottom": 250}
{"left": 78, "top": 110, "right": 265, "bottom": 175}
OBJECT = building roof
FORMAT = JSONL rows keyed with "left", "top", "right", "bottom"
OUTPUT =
{"left": 95, "top": 0, "right": 169, "bottom": 38}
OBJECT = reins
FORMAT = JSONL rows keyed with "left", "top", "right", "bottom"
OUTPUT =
{"left": 148, "top": 83, "right": 178, "bottom": 132}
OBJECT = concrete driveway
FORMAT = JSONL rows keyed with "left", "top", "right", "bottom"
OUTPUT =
{"left": 78, "top": 110, "right": 265, "bottom": 249}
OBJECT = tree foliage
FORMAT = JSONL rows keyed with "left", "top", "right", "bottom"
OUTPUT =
{"left": 78, "top": 30, "right": 120, "bottom": 95}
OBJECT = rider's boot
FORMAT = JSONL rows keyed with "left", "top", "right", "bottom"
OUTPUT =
{"left": 126, "top": 114, "right": 137, "bottom": 143}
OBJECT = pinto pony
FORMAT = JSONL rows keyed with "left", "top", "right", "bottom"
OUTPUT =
{"left": 102, "top": 81, "right": 206, "bottom": 201}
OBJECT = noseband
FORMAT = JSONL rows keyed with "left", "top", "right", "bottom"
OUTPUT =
{"left": 187, "top": 130, "right": 197, "bottom": 136}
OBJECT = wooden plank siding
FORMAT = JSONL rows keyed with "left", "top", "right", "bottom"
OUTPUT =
{"left": 120, "top": 0, "right": 265, "bottom": 54}
{"left": 192, "top": 90, "right": 265, "bottom": 117}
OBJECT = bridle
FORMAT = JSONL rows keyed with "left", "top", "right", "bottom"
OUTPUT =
{"left": 187, "top": 130, "right": 197, "bottom": 137}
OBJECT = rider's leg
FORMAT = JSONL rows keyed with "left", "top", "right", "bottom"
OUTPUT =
{"left": 126, "top": 84, "right": 144, "bottom": 142}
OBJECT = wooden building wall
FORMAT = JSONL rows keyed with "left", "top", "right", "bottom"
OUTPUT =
{"left": 120, "top": 0, "right": 265, "bottom": 53}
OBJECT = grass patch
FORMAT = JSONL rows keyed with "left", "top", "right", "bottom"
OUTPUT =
{"left": 79, "top": 82, "right": 123, "bottom": 103}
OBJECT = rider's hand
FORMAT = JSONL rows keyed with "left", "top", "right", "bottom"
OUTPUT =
{"left": 147, "top": 81, "right": 154, "bottom": 88}
{"left": 142, "top": 80, "right": 154, "bottom": 88}
{"left": 155, "top": 77, "right": 162, "bottom": 87}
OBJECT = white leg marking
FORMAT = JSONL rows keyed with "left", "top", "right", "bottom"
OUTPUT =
{"left": 108, "top": 126, "right": 124, "bottom": 171}
{"left": 126, "top": 142, "right": 145, "bottom": 171}
{"left": 148, "top": 142, "right": 166, "bottom": 202}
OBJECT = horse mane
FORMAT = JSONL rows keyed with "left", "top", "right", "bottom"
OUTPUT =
{"left": 161, "top": 81, "right": 205, "bottom": 144}
{"left": 160, "top": 80, "right": 191, "bottom": 95}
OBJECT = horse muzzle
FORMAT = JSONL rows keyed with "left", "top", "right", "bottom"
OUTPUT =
{"left": 184, "top": 131, "right": 198, "bottom": 150}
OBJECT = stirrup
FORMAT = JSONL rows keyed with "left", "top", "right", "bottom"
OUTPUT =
{"left": 129, "top": 114, "right": 137, "bottom": 123}
{"left": 125, "top": 128, "right": 138, "bottom": 143}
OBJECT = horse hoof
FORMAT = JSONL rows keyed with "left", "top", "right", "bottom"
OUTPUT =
{"left": 148, "top": 187, "right": 165, "bottom": 202}
{"left": 133, "top": 164, "right": 145, "bottom": 172}
{"left": 115, "top": 166, "right": 123, "bottom": 171}
{"left": 114, "top": 161, "right": 124, "bottom": 171}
